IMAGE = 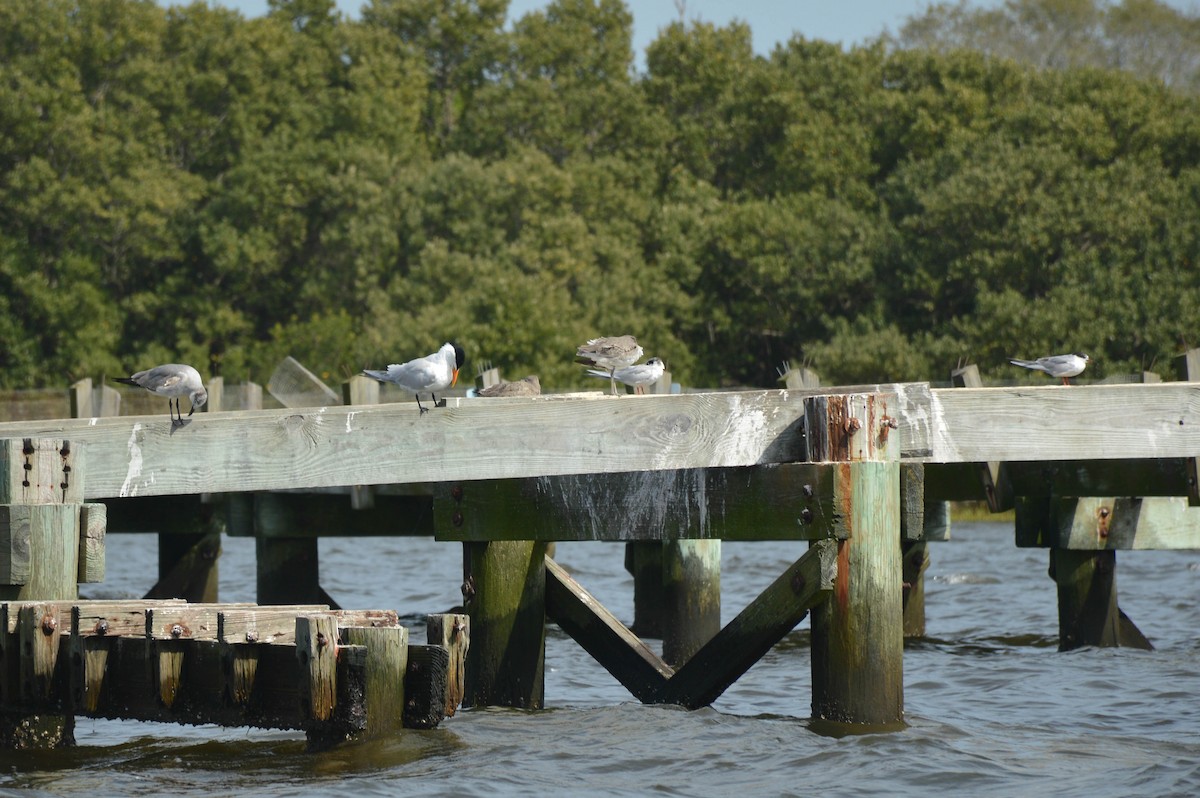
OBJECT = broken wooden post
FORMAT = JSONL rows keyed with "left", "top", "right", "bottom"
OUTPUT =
{"left": 427, "top": 613, "right": 468, "bottom": 717}
{"left": 805, "top": 393, "right": 904, "bottom": 728}
{"left": 341, "top": 624, "right": 408, "bottom": 737}
{"left": 461, "top": 540, "right": 547, "bottom": 709}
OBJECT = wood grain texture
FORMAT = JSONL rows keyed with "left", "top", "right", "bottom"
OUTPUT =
{"left": 0, "top": 391, "right": 806, "bottom": 499}
{"left": 1016, "top": 496, "right": 1200, "bottom": 550}
{"left": 920, "top": 383, "right": 1200, "bottom": 463}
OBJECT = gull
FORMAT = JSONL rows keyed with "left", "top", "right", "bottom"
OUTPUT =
{"left": 477, "top": 375, "right": 541, "bottom": 398}
{"left": 363, "top": 342, "right": 465, "bottom": 413}
{"left": 113, "top": 364, "right": 208, "bottom": 426}
{"left": 1009, "top": 352, "right": 1089, "bottom": 385}
{"left": 576, "top": 335, "right": 643, "bottom": 396}
{"left": 587, "top": 357, "right": 665, "bottom": 395}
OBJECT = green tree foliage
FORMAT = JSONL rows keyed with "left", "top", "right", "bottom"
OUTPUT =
{"left": 0, "top": 0, "right": 1198, "bottom": 391}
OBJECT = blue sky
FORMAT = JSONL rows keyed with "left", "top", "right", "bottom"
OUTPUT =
{"left": 191, "top": 2, "right": 1200, "bottom": 57}
{"left": 181, "top": 1, "right": 1001, "bottom": 54}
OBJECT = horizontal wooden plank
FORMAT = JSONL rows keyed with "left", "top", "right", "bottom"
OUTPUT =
{"left": 1016, "top": 496, "right": 1200, "bottom": 550}
{"left": 919, "top": 383, "right": 1200, "bottom": 463}
{"left": 0, "top": 391, "right": 808, "bottom": 499}
{"left": 433, "top": 464, "right": 842, "bottom": 542}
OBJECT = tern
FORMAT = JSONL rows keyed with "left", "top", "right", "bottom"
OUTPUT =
{"left": 477, "top": 375, "right": 541, "bottom": 398}
{"left": 363, "top": 342, "right": 465, "bottom": 413}
{"left": 587, "top": 357, "right": 665, "bottom": 395}
{"left": 113, "top": 364, "right": 208, "bottom": 426}
{"left": 1009, "top": 352, "right": 1089, "bottom": 385}
{"left": 576, "top": 335, "right": 643, "bottom": 396}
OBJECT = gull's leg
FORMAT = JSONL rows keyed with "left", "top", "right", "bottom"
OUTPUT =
{"left": 609, "top": 368, "right": 618, "bottom": 396}
{"left": 416, "top": 394, "right": 429, "bottom": 414}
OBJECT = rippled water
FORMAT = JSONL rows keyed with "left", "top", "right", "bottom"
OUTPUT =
{"left": 3, "top": 522, "right": 1199, "bottom": 796}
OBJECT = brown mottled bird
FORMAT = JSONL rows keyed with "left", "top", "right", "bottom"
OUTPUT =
{"left": 476, "top": 375, "right": 542, "bottom": 398}
{"left": 576, "top": 335, "right": 643, "bottom": 396}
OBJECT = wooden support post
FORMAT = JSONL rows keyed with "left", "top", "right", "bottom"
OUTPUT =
{"left": 461, "top": 540, "right": 546, "bottom": 709}
{"left": 147, "top": 532, "right": 220, "bottom": 603}
{"left": 625, "top": 542, "right": 664, "bottom": 638}
{"left": 0, "top": 439, "right": 84, "bottom": 603}
{"left": 342, "top": 376, "right": 379, "bottom": 510}
{"left": 427, "top": 614, "right": 469, "bottom": 717}
{"left": 1174, "top": 348, "right": 1200, "bottom": 506}
{"left": 1050, "top": 549, "right": 1122, "bottom": 651}
{"left": 901, "top": 541, "right": 928, "bottom": 638}
{"left": 341, "top": 625, "right": 408, "bottom": 737}
{"left": 296, "top": 614, "right": 339, "bottom": 724}
{"left": 256, "top": 537, "right": 321, "bottom": 605}
{"left": 951, "top": 364, "right": 1012, "bottom": 511}
{"left": 805, "top": 393, "right": 904, "bottom": 728}
{"left": 661, "top": 539, "right": 721, "bottom": 666}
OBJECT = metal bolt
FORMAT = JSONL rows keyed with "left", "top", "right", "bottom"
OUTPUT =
{"left": 170, "top": 624, "right": 184, "bottom": 638}
{"left": 845, "top": 417, "right": 862, "bottom": 434}
{"left": 245, "top": 631, "right": 259, "bottom": 643}
{"left": 800, "top": 508, "right": 814, "bottom": 525}
{"left": 94, "top": 620, "right": 109, "bottom": 636}
{"left": 1099, "top": 507, "right": 1110, "bottom": 518}
{"left": 884, "top": 418, "right": 899, "bottom": 430}
{"left": 41, "top": 615, "right": 57, "bottom": 635}
{"left": 450, "top": 485, "right": 464, "bottom": 502}
{"left": 452, "top": 511, "right": 464, "bottom": 528}
{"left": 316, "top": 632, "right": 328, "bottom": 649}
{"left": 802, "top": 484, "right": 813, "bottom": 498}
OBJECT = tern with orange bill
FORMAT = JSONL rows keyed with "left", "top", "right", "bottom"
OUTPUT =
{"left": 363, "top": 342, "right": 465, "bottom": 413}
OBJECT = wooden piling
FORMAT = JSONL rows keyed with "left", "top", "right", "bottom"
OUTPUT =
{"left": 342, "top": 376, "right": 379, "bottom": 510}
{"left": 805, "top": 393, "right": 904, "bottom": 727}
{"left": 662, "top": 539, "right": 721, "bottom": 666}
{"left": 624, "top": 543, "right": 664, "bottom": 638}
{"left": 341, "top": 625, "right": 408, "bottom": 736}
{"left": 255, "top": 494, "right": 322, "bottom": 605}
{"left": 427, "top": 614, "right": 469, "bottom": 717}
{"left": 462, "top": 541, "right": 546, "bottom": 709}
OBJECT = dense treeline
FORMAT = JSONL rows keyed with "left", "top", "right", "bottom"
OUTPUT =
{"left": 1, "top": 0, "right": 1198, "bottom": 390}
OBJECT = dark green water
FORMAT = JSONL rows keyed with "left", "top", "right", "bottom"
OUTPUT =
{"left": 3, "top": 523, "right": 1199, "bottom": 796}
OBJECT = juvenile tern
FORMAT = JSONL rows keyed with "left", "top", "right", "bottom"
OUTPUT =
{"left": 576, "top": 335, "right": 643, "bottom": 396}
{"left": 477, "top": 375, "right": 541, "bottom": 398}
{"left": 1009, "top": 352, "right": 1089, "bottom": 385}
{"left": 587, "top": 357, "right": 665, "bottom": 395}
{"left": 113, "top": 364, "right": 208, "bottom": 426}
{"left": 363, "top": 342, "right": 465, "bottom": 413}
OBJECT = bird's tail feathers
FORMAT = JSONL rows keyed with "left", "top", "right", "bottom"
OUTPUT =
{"left": 1009, "top": 359, "right": 1040, "bottom": 369}
{"left": 585, "top": 368, "right": 613, "bottom": 379}
{"left": 112, "top": 377, "right": 138, "bottom": 386}
{"left": 362, "top": 369, "right": 389, "bottom": 381}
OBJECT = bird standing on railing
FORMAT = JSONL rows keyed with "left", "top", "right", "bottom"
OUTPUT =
{"left": 113, "top": 364, "right": 208, "bottom": 426}
{"left": 1009, "top": 352, "right": 1089, "bottom": 385}
{"left": 576, "top": 335, "right": 643, "bottom": 396}
{"left": 363, "top": 342, "right": 465, "bottom": 413}
{"left": 587, "top": 357, "right": 666, "bottom": 395}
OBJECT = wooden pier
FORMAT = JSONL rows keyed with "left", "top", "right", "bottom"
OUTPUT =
{"left": 1, "top": 354, "right": 1199, "bottom": 747}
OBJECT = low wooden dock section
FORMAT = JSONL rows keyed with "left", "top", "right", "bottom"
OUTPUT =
{"left": 0, "top": 598, "right": 467, "bottom": 750}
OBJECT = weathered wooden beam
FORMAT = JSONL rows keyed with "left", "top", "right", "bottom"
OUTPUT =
{"left": 1015, "top": 496, "right": 1200, "bottom": 550}
{"left": 297, "top": 614, "right": 339, "bottom": 723}
{"left": 544, "top": 556, "right": 673, "bottom": 703}
{"left": 0, "top": 391, "right": 808, "bottom": 498}
{"left": 77, "top": 503, "right": 105, "bottom": 584}
{"left": 625, "top": 542, "right": 665, "bottom": 637}
{"left": 919, "top": 383, "right": 1200, "bottom": 463}
{"left": 146, "top": 532, "right": 221, "bottom": 602}
{"left": 653, "top": 538, "right": 836, "bottom": 709}
{"left": 434, "top": 464, "right": 839, "bottom": 542}
{"left": 462, "top": 541, "right": 546, "bottom": 709}
{"left": 233, "top": 492, "right": 434, "bottom": 538}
